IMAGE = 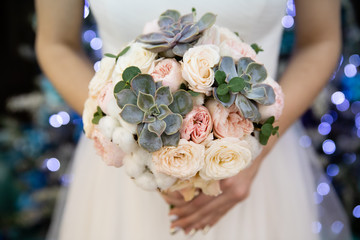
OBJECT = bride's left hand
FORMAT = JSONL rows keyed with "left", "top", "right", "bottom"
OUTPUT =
{"left": 162, "top": 159, "right": 260, "bottom": 235}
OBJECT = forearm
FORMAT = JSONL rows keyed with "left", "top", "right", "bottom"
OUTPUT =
{"left": 36, "top": 42, "right": 94, "bottom": 114}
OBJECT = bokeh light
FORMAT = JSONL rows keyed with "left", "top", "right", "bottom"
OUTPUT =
{"left": 94, "top": 61, "right": 101, "bottom": 72}
{"left": 299, "top": 135, "right": 312, "bottom": 148}
{"left": 58, "top": 111, "right": 70, "bottom": 125}
{"left": 49, "top": 114, "right": 63, "bottom": 128}
{"left": 353, "top": 205, "right": 360, "bottom": 218}
{"left": 331, "top": 221, "right": 344, "bottom": 234}
{"left": 281, "top": 15, "right": 294, "bottom": 28}
{"left": 317, "top": 182, "right": 330, "bottom": 196}
{"left": 83, "top": 30, "right": 96, "bottom": 42}
{"left": 313, "top": 192, "right": 323, "bottom": 205}
{"left": 331, "top": 91, "right": 345, "bottom": 105}
{"left": 321, "top": 113, "right": 334, "bottom": 124}
{"left": 312, "top": 221, "right": 322, "bottom": 234}
{"left": 322, "top": 139, "right": 336, "bottom": 155}
{"left": 318, "top": 122, "right": 331, "bottom": 135}
{"left": 84, "top": 6, "right": 90, "bottom": 19}
{"left": 344, "top": 64, "right": 357, "bottom": 78}
{"left": 90, "top": 38, "right": 102, "bottom": 50}
{"left": 336, "top": 99, "right": 350, "bottom": 112}
{"left": 343, "top": 153, "right": 356, "bottom": 165}
{"left": 46, "top": 158, "right": 61, "bottom": 172}
{"left": 326, "top": 164, "right": 339, "bottom": 177}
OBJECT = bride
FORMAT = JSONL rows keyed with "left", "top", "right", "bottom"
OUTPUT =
{"left": 35, "top": 0, "right": 351, "bottom": 239}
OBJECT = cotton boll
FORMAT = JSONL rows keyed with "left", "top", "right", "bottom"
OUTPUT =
{"left": 98, "top": 116, "right": 120, "bottom": 139}
{"left": 123, "top": 153, "right": 146, "bottom": 178}
{"left": 118, "top": 117, "right": 137, "bottom": 134}
{"left": 154, "top": 171, "right": 177, "bottom": 190}
{"left": 134, "top": 171, "right": 158, "bottom": 191}
{"left": 243, "top": 135, "right": 263, "bottom": 160}
{"left": 192, "top": 93, "right": 205, "bottom": 106}
{"left": 112, "top": 127, "right": 137, "bottom": 153}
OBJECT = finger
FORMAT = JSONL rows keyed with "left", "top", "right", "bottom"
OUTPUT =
{"left": 161, "top": 191, "right": 187, "bottom": 207}
{"left": 169, "top": 193, "right": 214, "bottom": 218}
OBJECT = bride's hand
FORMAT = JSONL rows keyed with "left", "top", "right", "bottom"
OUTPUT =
{"left": 162, "top": 158, "right": 260, "bottom": 235}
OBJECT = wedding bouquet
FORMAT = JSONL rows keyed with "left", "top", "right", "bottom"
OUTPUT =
{"left": 83, "top": 9, "right": 284, "bottom": 200}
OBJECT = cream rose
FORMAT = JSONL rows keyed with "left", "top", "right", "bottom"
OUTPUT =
{"left": 82, "top": 97, "right": 98, "bottom": 138}
{"left": 258, "top": 77, "right": 285, "bottom": 122}
{"left": 200, "top": 137, "right": 252, "bottom": 180}
{"left": 151, "top": 59, "right": 185, "bottom": 92}
{"left": 88, "top": 57, "right": 115, "bottom": 98}
{"left": 206, "top": 99, "right": 254, "bottom": 139}
{"left": 197, "top": 25, "right": 240, "bottom": 46}
{"left": 152, "top": 139, "right": 205, "bottom": 179}
{"left": 220, "top": 40, "right": 257, "bottom": 61}
{"left": 112, "top": 42, "right": 157, "bottom": 83}
{"left": 181, "top": 45, "right": 220, "bottom": 95}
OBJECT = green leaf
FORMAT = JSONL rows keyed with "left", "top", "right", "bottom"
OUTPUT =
{"left": 217, "top": 92, "right": 231, "bottom": 103}
{"left": 245, "top": 62, "right": 267, "bottom": 83}
{"left": 138, "top": 127, "right": 163, "bottom": 152}
{"left": 131, "top": 74, "right": 156, "bottom": 96}
{"left": 122, "top": 66, "right": 141, "bottom": 82}
{"left": 155, "top": 86, "right": 173, "bottom": 106}
{"left": 158, "top": 104, "right": 172, "bottom": 120}
{"left": 114, "top": 89, "right": 137, "bottom": 108}
{"left": 215, "top": 70, "right": 226, "bottom": 85}
{"left": 161, "top": 132, "right": 180, "bottom": 147}
{"left": 92, "top": 115, "right": 102, "bottom": 124}
{"left": 192, "top": 7, "right": 197, "bottom": 16}
{"left": 148, "top": 119, "right": 166, "bottom": 136}
{"left": 234, "top": 32, "right": 239, "bottom": 37}
{"left": 114, "top": 81, "right": 127, "bottom": 93}
{"left": 265, "top": 116, "right": 275, "bottom": 125}
{"left": 216, "top": 83, "right": 229, "bottom": 96}
{"left": 228, "top": 77, "right": 246, "bottom": 93}
{"left": 188, "top": 90, "right": 200, "bottom": 97}
{"left": 104, "top": 53, "right": 117, "bottom": 58}
{"left": 137, "top": 92, "right": 155, "bottom": 112}
{"left": 259, "top": 132, "right": 269, "bottom": 145}
{"left": 163, "top": 114, "right": 183, "bottom": 135}
{"left": 168, "top": 90, "right": 193, "bottom": 116}
{"left": 120, "top": 104, "right": 144, "bottom": 124}
{"left": 261, "top": 123, "right": 273, "bottom": 137}
{"left": 251, "top": 43, "right": 263, "bottom": 54}
{"left": 117, "top": 46, "right": 131, "bottom": 58}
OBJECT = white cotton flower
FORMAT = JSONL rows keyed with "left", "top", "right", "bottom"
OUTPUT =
{"left": 98, "top": 116, "right": 120, "bottom": 139}
{"left": 192, "top": 93, "right": 205, "bottom": 106}
{"left": 134, "top": 171, "right": 158, "bottom": 191}
{"left": 242, "top": 135, "right": 263, "bottom": 160}
{"left": 153, "top": 171, "right": 177, "bottom": 190}
{"left": 112, "top": 127, "right": 137, "bottom": 153}
{"left": 118, "top": 117, "right": 137, "bottom": 134}
{"left": 123, "top": 153, "right": 146, "bottom": 178}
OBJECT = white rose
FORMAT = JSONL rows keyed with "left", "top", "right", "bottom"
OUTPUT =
{"left": 112, "top": 42, "right": 157, "bottom": 83}
{"left": 98, "top": 116, "right": 120, "bottom": 139}
{"left": 181, "top": 45, "right": 220, "bottom": 96}
{"left": 152, "top": 139, "right": 205, "bottom": 180}
{"left": 200, "top": 137, "right": 252, "bottom": 180}
{"left": 89, "top": 57, "right": 115, "bottom": 98}
{"left": 112, "top": 127, "right": 137, "bottom": 154}
{"left": 82, "top": 97, "right": 98, "bottom": 138}
{"left": 242, "top": 134, "right": 263, "bottom": 160}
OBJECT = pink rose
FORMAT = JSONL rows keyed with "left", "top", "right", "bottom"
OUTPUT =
{"left": 142, "top": 19, "right": 161, "bottom": 34}
{"left": 151, "top": 59, "right": 185, "bottom": 92}
{"left": 258, "top": 77, "right": 284, "bottom": 122}
{"left": 180, "top": 106, "right": 213, "bottom": 144}
{"left": 97, "top": 82, "right": 114, "bottom": 115}
{"left": 91, "top": 127, "right": 125, "bottom": 168}
{"left": 220, "top": 40, "right": 257, "bottom": 61}
{"left": 205, "top": 99, "right": 254, "bottom": 139}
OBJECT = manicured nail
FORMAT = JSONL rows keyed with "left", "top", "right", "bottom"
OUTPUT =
{"left": 170, "top": 227, "right": 181, "bottom": 235}
{"left": 169, "top": 215, "right": 178, "bottom": 222}
{"left": 202, "top": 225, "right": 210, "bottom": 234}
{"left": 188, "top": 229, "right": 196, "bottom": 236}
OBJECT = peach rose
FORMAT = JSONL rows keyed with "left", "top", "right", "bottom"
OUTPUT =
{"left": 258, "top": 77, "right": 285, "bottom": 122}
{"left": 88, "top": 57, "right": 115, "bottom": 98}
{"left": 151, "top": 59, "right": 185, "bottom": 92}
{"left": 200, "top": 137, "right": 252, "bottom": 180}
{"left": 181, "top": 45, "right": 220, "bottom": 95}
{"left": 97, "top": 82, "right": 115, "bottom": 115}
{"left": 152, "top": 139, "right": 205, "bottom": 179}
{"left": 91, "top": 127, "right": 125, "bottom": 168}
{"left": 205, "top": 99, "right": 254, "bottom": 139}
{"left": 220, "top": 40, "right": 257, "bottom": 61}
{"left": 180, "top": 106, "right": 213, "bottom": 144}
{"left": 197, "top": 25, "right": 239, "bottom": 46}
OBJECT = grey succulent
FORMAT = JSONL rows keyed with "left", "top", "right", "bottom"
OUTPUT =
{"left": 137, "top": 9, "right": 216, "bottom": 57}
{"left": 114, "top": 66, "right": 193, "bottom": 152}
{"left": 213, "top": 56, "right": 275, "bottom": 122}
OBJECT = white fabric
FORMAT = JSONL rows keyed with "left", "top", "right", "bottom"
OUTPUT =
{"left": 47, "top": 0, "right": 351, "bottom": 239}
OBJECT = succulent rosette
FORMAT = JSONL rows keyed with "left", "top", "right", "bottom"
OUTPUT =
{"left": 83, "top": 8, "right": 284, "bottom": 201}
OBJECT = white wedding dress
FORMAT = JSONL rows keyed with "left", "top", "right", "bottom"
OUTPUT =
{"left": 47, "top": 0, "right": 351, "bottom": 239}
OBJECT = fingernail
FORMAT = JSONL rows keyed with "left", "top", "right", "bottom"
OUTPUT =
{"left": 169, "top": 215, "right": 178, "bottom": 222}
{"left": 188, "top": 229, "right": 197, "bottom": 236}
{"left": 202, "top": 225, "right": 210, "bottom": 234}
{"left": 170, "top": 227, "right": 181, "bottom": 235}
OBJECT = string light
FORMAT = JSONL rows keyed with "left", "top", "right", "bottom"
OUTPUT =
{"left": 45, "top": 158, "right": 61, "bottom": 172}
{"left": 322, "top": 139, "right": 336, "bottom": 155}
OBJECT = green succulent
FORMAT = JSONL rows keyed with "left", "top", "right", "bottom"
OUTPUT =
{"left": 213, "top": 56, "right": 275, "bottom": 122}
{"left": 137, "top": 9, "right": 216, "bottom": 57}
{"left": 114, "top": 66, "right": 193, "bottom": 152}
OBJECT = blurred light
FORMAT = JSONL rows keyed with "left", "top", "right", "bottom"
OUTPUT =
{"left": 83, "top": 30, "right": 96, "bottom": 42}
{"left": 282, "top": 15, "right": 294, "bottom": 28}
{"left": 336, "top": 99, "right": 350, "bottom": 112}
{"left": 286, "top": 2, "right": 296, "bottom": 17}
{"left": 331, "top": 221, "right": 344, "bottom": 234}
{"left": 349, "top": 54, "right": 360, "bottom": 67}
{"left": 321, "top": 114, "right": 334, "bottom": 124}
{"left": 312, "top": 221, "right": 322, "bottom": 234}
{"left": 299, "top": 135, "right": 312, "bottom": 148}
{"left": 317, "top": 182, "right": 330, "bottom": 196}
{"left": 84, "top": 0, "right": 90, "bottom": 7}
{"left": 357, "top": 128, "right": 360, "bottom": 138}
{"left": 46, "top": 158, "right": 60, "bottom": 172}
{"left": 343, "top": 153, "right": 356, "bottom": 164}
{"left": 49, "top": 114, "right": 63, "bottom": 128}
{"left": 318, "top": 122, "right": 331, "bottom": 135}
{"left": 344, "top": 64, "right": 357, "bottom": 78}
{"left": 353, "top": 205, "right": 360, "bottom": 218}
{"left": 313, "top": 192, "right": 323, "bottom": 205}
{"left": 322, "top": 139, "right": 336, "bottom": 155}
{"left": 351, "top": 101, "right": 360, "bottom": 114}
{"left": 331, "top": 91, "right": 345, "bottom": 105}
{"left": 94, "top": 61, "right": 101, "bottom": 72}
{"left": 58, "top": 111, "right": 70, "bottom": 125}
{"left": 326, "top": 164, "right": 339, "bottom": 177}
{"left": 329, "top": 110, "right": 338, "bottom": 121}
{"left": 60, "top": 174, "right": 72, "bottom": 186}
{"left": 84, "top": 6, "right": 90, "bottom": 19}
{"left": 90, "top": 38, "right": 102, "bottom": 50}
